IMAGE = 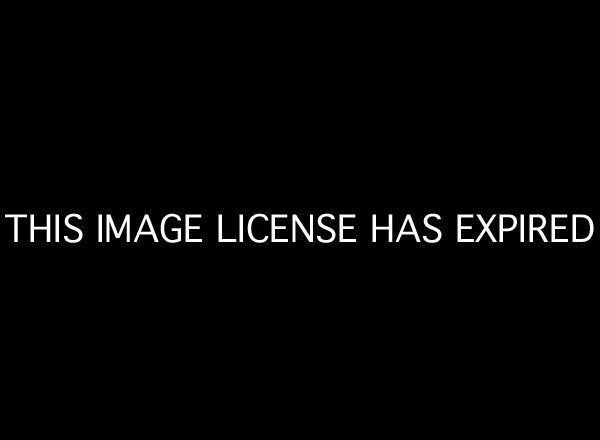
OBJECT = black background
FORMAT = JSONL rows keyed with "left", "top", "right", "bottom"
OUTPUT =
{"left": 1, "top": 6, "right": 597, "bottom": 434}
